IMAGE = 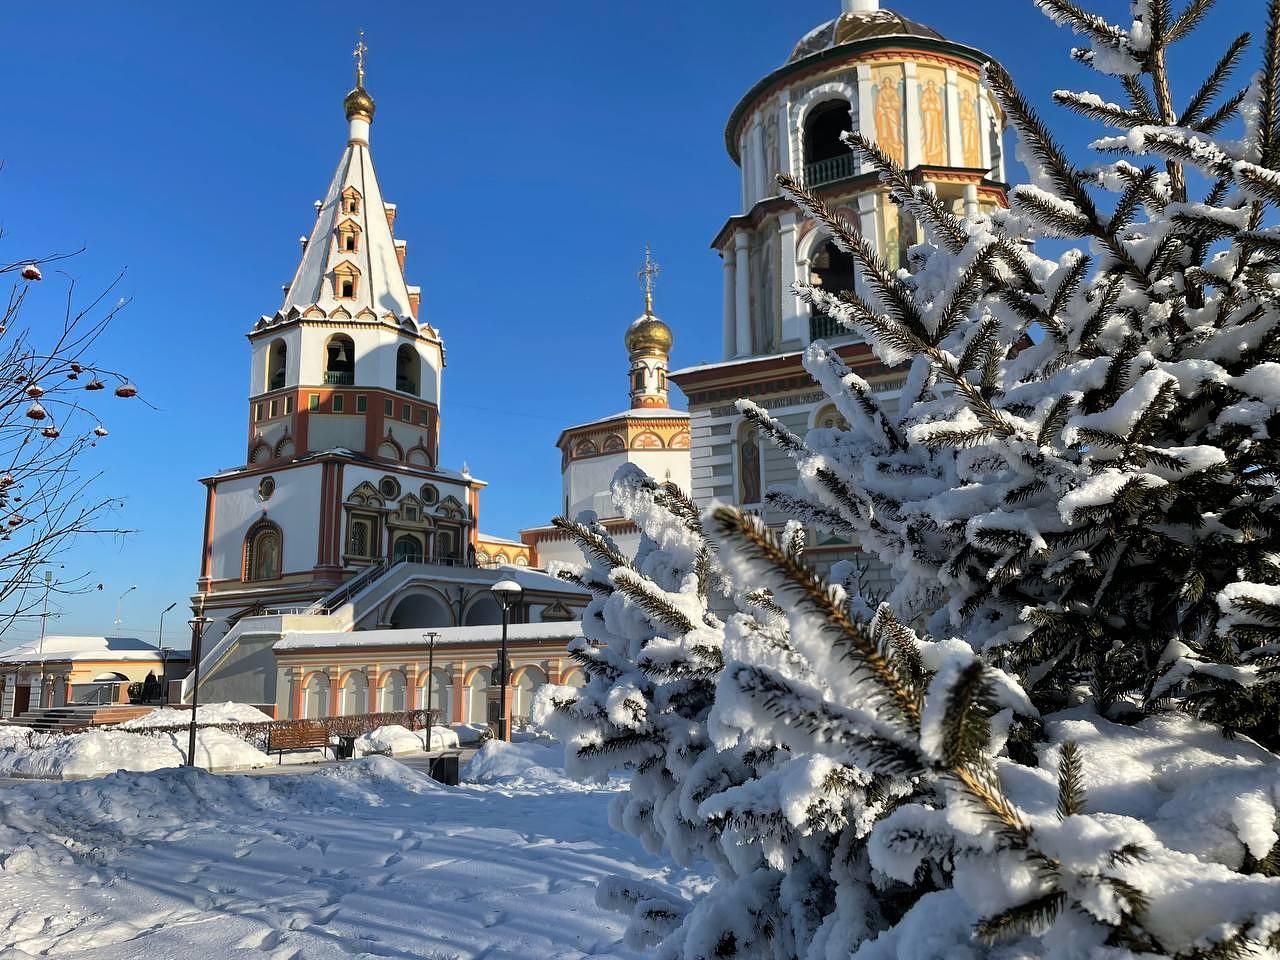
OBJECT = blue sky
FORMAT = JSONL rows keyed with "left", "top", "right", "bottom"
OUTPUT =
{"left": 1, "top": 1, "right": 1253, "bottom": 642}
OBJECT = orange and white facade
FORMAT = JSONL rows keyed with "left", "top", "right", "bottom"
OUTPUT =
{"left": 185, "top": 58, "right": 589, "bottom": 719}
{"left": 196, "top": 67, "right": 488, "bottom": 633}
{"left": 670, "top": 0, "right": 1008, "bottom": 582}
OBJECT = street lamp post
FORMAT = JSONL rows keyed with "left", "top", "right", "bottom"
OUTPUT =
{"left": 186, "top": 600, "right": 212, "bottom": 767}
{"left": 36, "top": 570, "right": 53, "bottom": 709}
{"left": 489, "top": 579, "right": 523, "bottom": 741}
{"left": 422, "top": 631, "right": 439, "bottom": 735}
{"left": 158, "top": 601, "right": 177, "bottom": 706}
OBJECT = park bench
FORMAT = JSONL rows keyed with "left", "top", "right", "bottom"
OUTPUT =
{"left": 267, "top": 721, "right": 331, "bottom": 763}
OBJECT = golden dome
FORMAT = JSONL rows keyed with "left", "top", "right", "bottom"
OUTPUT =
{"left": 625, "top": 310, "right": 673, "bottom": 356}
{"left": 344, "top": 85, "right": 376, "bottom": 121}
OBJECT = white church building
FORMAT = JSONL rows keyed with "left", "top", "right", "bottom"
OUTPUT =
{"left": 186, "top": 49, "right": 587, "bottom": 723}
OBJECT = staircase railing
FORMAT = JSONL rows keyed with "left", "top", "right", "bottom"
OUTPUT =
{"left": 305, "top": 559, "right": 389, "bottom": 614}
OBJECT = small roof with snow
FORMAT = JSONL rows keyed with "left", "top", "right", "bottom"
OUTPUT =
{"left": 275, "top": 620, "right": 583, "bottom": 653}
{"left": 0, "top": 636, "right": 189, "bottom": 665}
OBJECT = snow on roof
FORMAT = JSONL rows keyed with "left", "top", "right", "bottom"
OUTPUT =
{"left": 280, "top": 117, "right": 416, "bottom": 321}
{"left": 0, "top": 636, "right": 189, "bottom": 665}
{"left": 275, "top": 620, "right": 583, "bottom": 652}
{"left": 477, "top": 534, "right": 527, "bottom": 547}
{"left": 492, "top": 564, "right": 585, "bottom": 594}
{"left": 561, "top": 406, "right": 690, "bottom": 432}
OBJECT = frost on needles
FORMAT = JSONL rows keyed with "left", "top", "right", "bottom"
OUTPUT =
{"left": 536, "top": 2, "right": 1280, "bottom": 958}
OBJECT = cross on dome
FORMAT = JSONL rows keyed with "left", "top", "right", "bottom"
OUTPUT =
{"left": 637, "top": 244, "right": 660, "bottom": 314}
{"left": 353, "top": 30, "right": 368, "bottom": 87}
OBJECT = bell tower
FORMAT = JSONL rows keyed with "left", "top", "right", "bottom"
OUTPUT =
{"left": 244, "top": 33, "right": 443, "bottom": 469}
{"left": 625, "top": 247, "right": 673, "bottom": 410}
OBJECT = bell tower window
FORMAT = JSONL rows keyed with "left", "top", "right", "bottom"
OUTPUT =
{"left": 803, "top": 100, "right": 854, "bottom": 187}
{"left": 266, "top": 339, "right": 287, "bottom": 391}
{"left": 324, "top": 334, "right": 356, "bottom": 385}
{"left": 396, "top": 344, "right": 420, "bottom": 396}
{"left": 808, "top": 240, "right": 857, "bottom": 341}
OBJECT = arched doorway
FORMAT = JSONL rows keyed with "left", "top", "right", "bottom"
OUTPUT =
{"left": 463, "top": 594, "right": 503, "bottom": 626}
{"left": 393, "top": 534, "right": 424, "bottom": 564}
{"left": 389, "top": 592, "right": 452, "bottom": 628}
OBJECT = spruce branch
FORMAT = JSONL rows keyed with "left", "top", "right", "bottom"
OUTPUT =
{"left": 1055, "top": 740, "right": 1087, "bottom": 818}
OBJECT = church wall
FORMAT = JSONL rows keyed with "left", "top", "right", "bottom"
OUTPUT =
{"left": 249, "top": 327, "right": 303, "bottom": 397}
{"left": 565, "top": 451, "right": 630, "bottom": 519}
{"left": 208, "top": 466, "right": 323, "bottom": 581}
{"left": 309, "top": 414, "right": 366, "bottom": 453}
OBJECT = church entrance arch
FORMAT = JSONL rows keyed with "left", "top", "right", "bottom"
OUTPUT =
{"left": 393, "top": 534, "right": 423, "bottom": 564}
{"left": 388, "top": 591, "right": 452, "bottom": 629}
{"left": 463, "top": 594, "right": 502, "bottom": 626}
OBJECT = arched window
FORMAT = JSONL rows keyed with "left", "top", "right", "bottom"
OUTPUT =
{"left": 349, "top": 519, "right": 370, "bottom": 556}
{"left": 421, "top": 668, "right": 450, "bottom": 719}
{"left": 512, "top": 666, "right": 547, "bottom": 724}
{"left": 393, "top": 534, "right": 423, "bottom": 563}
{"left": 341, "top": 186, "right": 362, "bottom": 215}
{"left": 333, "top": 263, "right": 360, "bottom": 300}
{"left": 808, "top": 240, "right": 857, "bottom": 341}
{"left": 324, "top": 334, "right": 355, "bottom": 385}
{"left": 267, "top": 339, "right": 287, "bottom": 391}
{"left": 380, "top": 670, "right": 407, "bottom": 712}
{"left": 244, "top": 521, "right": 282, "bottom": 582}
{"left": 340, "top": 671, "right": 368, "bottom": 716}
{"left": 303, "top": 673, "right": 330, "bottom": 719}
{"left": 803, "top": 100, "right": 854, "bottom": 185}
{"left": 396, "top": 344, "right": 420, "bottom": 396}
{"left": 468, "top": 668, "right": 491, "bottom": 724}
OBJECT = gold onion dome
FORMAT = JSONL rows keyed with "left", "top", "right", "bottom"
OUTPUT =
{"left": 344, "top": 85, "right": 375, "bottom": 121}
{"left": 626, "top": 310, "right": 673, "bottom": 356}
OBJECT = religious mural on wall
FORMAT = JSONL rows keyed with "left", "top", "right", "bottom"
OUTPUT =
{"left": 917, "top": 65, "right": 948, "bottom": 166}
{"left": 739, "top": 428, "right": 762, "bottom": 505}
{"left": 957, "top": 74, "right": 982, "bottom": 168}
{"left": 879, "top": 195, "right": 902, "bottom": 271}
{"left": 872, "top": 65, "right": 905, "bottom": 164}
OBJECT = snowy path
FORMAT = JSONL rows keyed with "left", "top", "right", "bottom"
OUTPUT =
{"left": 0, "top": 755, "right": 696, "bottom": 959}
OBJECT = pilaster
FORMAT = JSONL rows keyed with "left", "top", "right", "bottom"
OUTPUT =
{"left": 722, "top": 253, "right": 737, "bottom": 361}
{"left": 779, "top": 211, "right": 804, "bottom": 345}
{"left": 855, "top": 64, "right": 874, "bottom": 176}
{"left": 945, "top": 68, "right": 963, "bottom": 167}
{"left": 903, "top": 62, "right": 921, "bottom": 169}
{"left": 734, "top": 231, "right": 752, "bottom": 357}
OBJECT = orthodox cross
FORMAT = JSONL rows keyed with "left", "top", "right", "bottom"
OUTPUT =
{"left": 354, "top": 31, "right": 368, "bottom": 87}
{"left": 638, "top": 245, "right": 660, "bottom": 313}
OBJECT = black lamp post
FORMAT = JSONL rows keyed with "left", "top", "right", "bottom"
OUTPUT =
{"left": 490, "top": 579, "right": 522, "bottom": 741}
{"left": 423, "top": 631, "right": 439, "bottom": 735}
{"left": 185, "top": 602, "right": 212, "bottom": 767}
{"left": 158, "top": 601, "right": 177, "bottom": 706}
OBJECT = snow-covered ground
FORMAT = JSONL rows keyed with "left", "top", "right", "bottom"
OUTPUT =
{"left": 0, "top": 725, "right": 269, "bottom": 779}
{"left": 0, "top": 741, "right": 701, "bottom": 958}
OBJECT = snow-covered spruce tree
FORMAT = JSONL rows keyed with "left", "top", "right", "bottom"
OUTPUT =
{"left": 692, "top": 0, "right": 1280, "bottom": 955}
{"left": 534, "top": 467, "right": 895, "bottom": 958}
{"left": 740, "top": 0, "right": 1280, "bottom": 746}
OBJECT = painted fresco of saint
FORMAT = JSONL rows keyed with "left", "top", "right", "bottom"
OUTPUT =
{"left": 875, "top": 74, "right": 904, "bottom": 162}
{"left": 921, "top": 78, "right": 945, "bottom": 164}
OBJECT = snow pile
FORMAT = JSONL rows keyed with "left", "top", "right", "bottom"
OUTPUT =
{"left": 354, "top": 724, "right": 424, "bottom": 757}
{"left": 354, "top": 725, "right": 460, "bottom": 756}
{"left": 115, "top": 701, "right": 270, "bottom": 729}
{"left": 451, "top": 722, "right": 491, "bottom": 744}
{"left": 463, "top": 739, "right": 582, "bottom": 791}
{"left": 0, "top": 727, "right": 268, "bottom": 779}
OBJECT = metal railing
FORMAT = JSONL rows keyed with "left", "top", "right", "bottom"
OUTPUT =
{"left": 395, "top": 377, "right": 417, "bottom": 395}
{"left": 809, "top": 311, "right": 847, "bottom": 341}
{"left": 323, "top": 370, "right": 354, "bottom": 385}
{"left": 803, "top": 153, "right": 857, "bottom": 188}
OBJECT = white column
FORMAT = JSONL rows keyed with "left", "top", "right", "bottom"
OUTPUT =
{"left": 903, "top": 62, "right": 921, "bottom": 169}
{"left": 779, "top": 212, "right": 805, "bottom": 345}
{"left": 858, "top": 193, "right": 880, "bottom": 302}
{"left": 777, "top": 92, "right": 793, "bottom": 180}
{"left": 739, "top": 134, "right": 750, "bottom": 213}
{"left": 978, "top": 93, "right": 993, "bottom": 173}
{"left": 751, "top": 118, "right": 766, "bottom": 204}
{"left": 945, "top": 68, "right": 963, "bottom": 167}
{"left": 734, "top": 231, "right": 752, "bottom": 357}
{"left": 855, "top": 64, "right": 874, "bottom": 176}
{"left": 964, "top": 183, "right": 979, "bottom": 219}
{"left": 722, "top": 252, "right": 737, "bottom": 360}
